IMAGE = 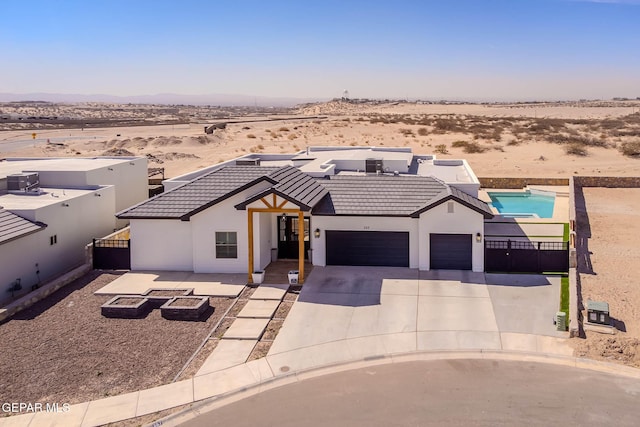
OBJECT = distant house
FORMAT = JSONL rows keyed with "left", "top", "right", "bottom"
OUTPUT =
{"left": 0, "top": 157, "right": 147, "bottom": 305}
{"left": 118, "top": 147, "right": 492, "bottom": 283}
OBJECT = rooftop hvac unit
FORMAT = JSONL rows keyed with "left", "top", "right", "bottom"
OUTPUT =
{"left": 235, "top": 158, "right": 261, "bottom": 166}
{"left": 7, "top": 172, "right": 40, "bottom": 194}
{"left": 365, "top": 158, "right": 383, "bottom": 174}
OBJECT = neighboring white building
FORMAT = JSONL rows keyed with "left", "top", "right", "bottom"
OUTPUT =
{"left": 0, "top": 157, "right": 147, "bottom": 305}
{"left": 119, "top": 147, "right": 492, "bottom": 283}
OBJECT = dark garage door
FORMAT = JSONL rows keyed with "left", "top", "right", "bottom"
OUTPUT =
{"left": 430, "top": 234, "right": 472, "bottom": 270}
{"left": 326, "top": 231, "right": 409, "bottom": 267}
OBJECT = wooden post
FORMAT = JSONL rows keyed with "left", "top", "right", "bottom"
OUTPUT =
{"left": 248, "top": 208, "right": 254, "bottom": 283}
{"left": 298, "top": 211, "right": 304, "bottom": 283}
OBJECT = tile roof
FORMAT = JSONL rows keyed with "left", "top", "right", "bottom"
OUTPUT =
{"left": 411, "top": 184, "right": 494, "bottom": 218}
{"left": 235, "top": 166, "right": 328, "bottom": 211}
{"left": 0, "top": 208, "right": 47, "bottom": 245}
{"left": 117, "top": 165, "right": 491, "bottom": 220}
{"left": 312, "top": 175, "right": 493, "bottom": 218}
{"left": 117, "top": 166, "right": 281, "bottom": 220}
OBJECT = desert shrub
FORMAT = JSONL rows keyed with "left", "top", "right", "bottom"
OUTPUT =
{"left": 242, "top": 126, "right": 251, "bottom": 130}
{"left": 565, "top": 143, "right": 588, "bottom": 156}
{"left": 620, "top": 141, "right": 640, "bottom": 157}
{"left": 279, "top": 127, "right": 290, "bottom": 132}
{"left": 434, "top": 144, "right": 448, "bottom": 154}
{"left": 417, "top": 127, "right": 429, "bottom": 136}
{"left": 547, "top": 133, "right": 609, "bottom": 148}
{"left": 462, "top": 141, "right": 487, "bottom": 153}
{"left": 450, "top": 140, "right": 487, "bottom": 153}
{"left": 506, "top": 140, "right": 521, "bottom": 146}
{"left": 399, "top": 128, "right": 414, "bottom": 136}
{"left": 432, "top": 117, "right": 466, "bottom": 134}
{"left": 528, "top": 118, "right": 567, "bottom": 133}
{"left": 247, "top": 134, "right": 256, "bottom": 139}
{"left": 287, "top": 133, "right": 297, "bottom": 140}
{"left": 257, "top": 144, "right": 264, "bottom": 150}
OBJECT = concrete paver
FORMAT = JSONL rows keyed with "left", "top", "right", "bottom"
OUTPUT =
{"left": 486, "top": 274, "right": 563, "bottom": 337}
{"left": 28, "top": 402, "right": 88, "bottom": 427}
{"left": 346, "top": 294, "right": 417, "bottom": 338}
{"left": 0, "top": 413, "right": 34, "bottom": 427}
{"left": 197, "top": 340, "right": 258, "bottom": 376}
{"left": 222, "top": 318, "right": 270, "bottom": 340}
{"left": 136, "top": 379, "right": 194, "bottom": 417}
{"left": 417, "top": 296, "right": 499, "bottom": 332}
{"left": 94, "top": 271, "right": 245, "bottom": 297}
{"left": 237, "top": 300, "right": 280, "bottom": 318}
{"left": 80, "top": 391, "right": 138, "bottom": 427}
{"left": 250, "top": 284, "right": 288, "bottom": 301}
{"left": 193, "top": 363, "right": 265, "bottom": 402}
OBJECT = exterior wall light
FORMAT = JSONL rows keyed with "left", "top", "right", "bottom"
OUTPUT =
{"left": 314, "top": 228, "right": 321, "bottom": 238}
{"left": 476, "top": 232, "right": 482, "bottom": 243}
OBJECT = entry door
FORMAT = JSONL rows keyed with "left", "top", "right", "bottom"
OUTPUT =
{"left": 278, "top": 216, "right": 310, "bottom": 259}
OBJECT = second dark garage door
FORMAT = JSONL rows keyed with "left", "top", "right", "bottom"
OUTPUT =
{"left": 326, "top": 231, "right": 409, "bottom": 267}
{"left": 430, "top": 234, "right": 472, "bottom": 270}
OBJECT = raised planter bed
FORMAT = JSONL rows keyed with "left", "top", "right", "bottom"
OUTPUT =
{"left": 141, "top": 288, "right": 194, "bottom": 309}
{"left": 160, "top": 296, "right": 210, "bottom": 321}
{"left": 101, "top": 295, "right": 150, "bottom": 318}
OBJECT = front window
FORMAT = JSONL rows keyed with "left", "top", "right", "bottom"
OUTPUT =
{"left": 215, "top": 232, "right": 237, "bottom": 258}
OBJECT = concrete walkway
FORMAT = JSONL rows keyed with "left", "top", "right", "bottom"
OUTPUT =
{"left": 94, "top": 271, "right": 246, "bottom": 297}
{"left": 3, "top": 268, "right": 635, "bottom": 427}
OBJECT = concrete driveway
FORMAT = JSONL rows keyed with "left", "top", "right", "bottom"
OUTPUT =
{"left": 267, "top": 266, "right": 569, "bottom": 373}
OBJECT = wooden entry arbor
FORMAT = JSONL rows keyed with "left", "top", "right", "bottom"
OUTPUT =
{"left": 247, "top": 193, "right": 306, "bottom": 284}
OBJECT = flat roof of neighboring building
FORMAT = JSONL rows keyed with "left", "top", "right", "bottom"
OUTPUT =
{"left": 0, "top": 157, "right": 143, "bottom": 179}
{"left": 0, "top": 187, "right": 105, "bottom": 210}
{"left": 416, "top": 158, "right": 477, "bottom": 184}
{"left": 163, "top": 146, "right": 479, "bottom": 186}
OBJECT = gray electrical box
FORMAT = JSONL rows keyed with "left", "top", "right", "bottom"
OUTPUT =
{"left": 556, "top": 311, "right": 567, "bottom": 331}
{"left": 587, "top": 301, "right": 610, "bottom": 325}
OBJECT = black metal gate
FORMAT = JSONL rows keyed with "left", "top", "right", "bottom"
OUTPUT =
{"left": 485, "top": 240, "right": 568, "bottom": 273}
{"left": 93, "top": 239, "right": 131, "bottom": 270}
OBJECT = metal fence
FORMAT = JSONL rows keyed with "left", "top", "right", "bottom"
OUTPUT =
{"left": 93, "top": 239, "right": 131, "bottom": 270}
{"left": 485, "top": 240, "right": 569, "bottom": 273}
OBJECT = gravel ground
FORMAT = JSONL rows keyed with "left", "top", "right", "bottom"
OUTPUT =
{"left": 572, "top": 188, "right": 640, "bottom": 367}
{"left": 0, "top": 271, "right": 235, "bottom": 406}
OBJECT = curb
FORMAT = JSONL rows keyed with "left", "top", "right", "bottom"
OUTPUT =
{"left": 147, "top": 348, "right": 640, "bottom": 427}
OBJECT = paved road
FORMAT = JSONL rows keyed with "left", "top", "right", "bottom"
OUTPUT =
{"left": 181, "top": 359, "right": 640, "bottom": 427}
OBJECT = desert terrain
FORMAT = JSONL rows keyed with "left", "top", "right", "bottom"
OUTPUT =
{"left": 2, "top": 99, "right": 640, "bottom": 368}
{"left": 1, "top": 100, "right": 639, "bottom": 178}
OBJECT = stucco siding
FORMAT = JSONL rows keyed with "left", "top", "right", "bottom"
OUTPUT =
{"left": 130, "top": 219, "right": 193, "bottom": 271}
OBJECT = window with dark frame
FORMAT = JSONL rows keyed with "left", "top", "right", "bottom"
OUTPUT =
{"left": 215, "top": 231, "right": 237, "bottom": 258}
{"left": 50, "top": 235, "right": 57, "bottom": 245}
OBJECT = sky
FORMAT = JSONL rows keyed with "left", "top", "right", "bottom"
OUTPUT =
{"left": 1, "top": 0, "right": 639, "bottom": 101}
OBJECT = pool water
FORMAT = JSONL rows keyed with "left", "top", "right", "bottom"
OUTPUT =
{"left": 488, "top": 191, "right": 555, "bottom": 218}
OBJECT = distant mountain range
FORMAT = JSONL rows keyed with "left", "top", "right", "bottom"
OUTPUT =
{"left": 0, "top": 92, "right": 325, "bottom": 107}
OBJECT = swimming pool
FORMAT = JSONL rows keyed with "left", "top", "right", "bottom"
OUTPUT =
{"left": 488, "top": 190, "right": 556, "bottom": 218}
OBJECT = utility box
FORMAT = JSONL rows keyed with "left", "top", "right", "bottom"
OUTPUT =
{"left": 288, "top": 270, "right": 299, "bottom": 285}
{"left": 587, "top": 300, "right": 610, "bottom": 325}
{"left": 556, "top": 311, "right": 567, "bottom": 331}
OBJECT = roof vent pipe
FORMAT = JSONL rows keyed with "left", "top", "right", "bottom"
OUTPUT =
{"left": 393, "top": 171, "right": 400, "bottom": 176}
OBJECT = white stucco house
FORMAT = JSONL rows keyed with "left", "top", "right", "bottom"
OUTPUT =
{"left": 118, "top": 147, "right": 493, "bottom": 283}
{"left": 0, "top": 157, "right": 147, "bottom": 305}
